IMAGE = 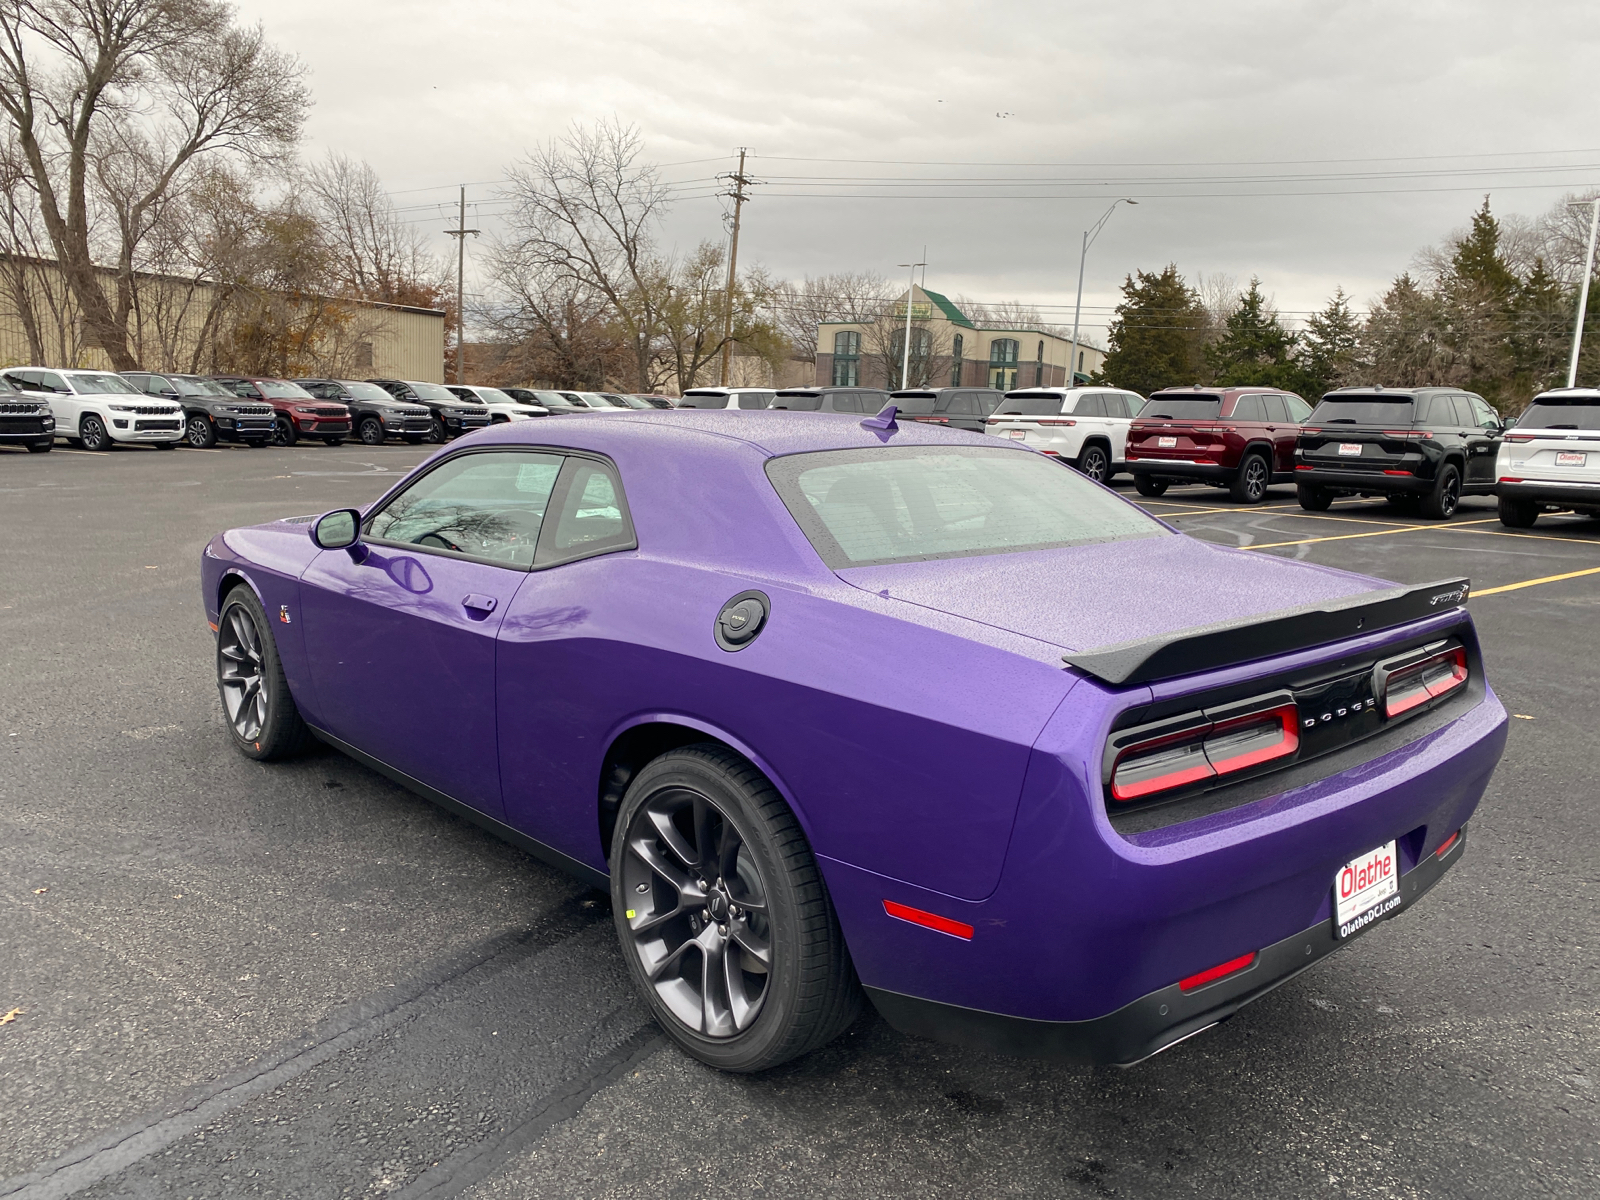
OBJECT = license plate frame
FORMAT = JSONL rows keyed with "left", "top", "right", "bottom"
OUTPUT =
{"left": 1007, "top": 428, "right": 1025, "bottom": 440}
{"left": 1555, "top": 451, "right": 1588, "bottom": 467}
{"left": 1338, "top": 442, "right": 1363, "bottom": 457}
{"left": 1157, "top": 436, "right": 1177, "bottom": 448}
{"left": 1333, "top": 840, "right": 1400, "bottom": 938}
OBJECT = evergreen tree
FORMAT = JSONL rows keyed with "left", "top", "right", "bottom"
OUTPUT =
{"left": 1096, "top": 264, "right": 1209, "bottom": 395}
{"left": 1449, "top": 197, "right": 1518, "bottom": 301}
{"left": 1204, "top": 278, "right": 1302, "bottom": 390}
{"left": 1299, "top": 287, "right": 1362, "bottom": 398}
{"left": 1507, "top": 257, "right": 1572, "bottom": 401}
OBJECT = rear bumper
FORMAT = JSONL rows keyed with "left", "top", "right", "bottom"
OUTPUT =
{"left": 867, "top": 826, "right": 1467, "bottom": 1065}
{"left": 1129, "top": 458, "right": 1235, "bottom": 483}
{"left": 1496, "top": 479, "right": 1600, "bottom": 509}
{"left": 1295, "top": 466, "right": 1428, "bottom": 493}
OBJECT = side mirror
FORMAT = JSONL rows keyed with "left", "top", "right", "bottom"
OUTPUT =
{"left": 1501, "top": 416, "right": 1517, "bottom": 430}
{"left": 312, "top": 508, "right": 362, "bottom": 550}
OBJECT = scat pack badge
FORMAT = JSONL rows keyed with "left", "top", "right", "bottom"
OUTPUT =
{"left": 279, "top": 604, "right": 292, "bottom": 625}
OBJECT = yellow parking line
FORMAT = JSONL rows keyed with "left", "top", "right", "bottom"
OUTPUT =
{"left": 1450, "top": 525, "right": 1600, "bottom": 546}
{"left": 1242, "top": 518, "right": 1500, "bottom": 550}
{"left": 1473, "top": 566, "right": 1600, "bottom": 596}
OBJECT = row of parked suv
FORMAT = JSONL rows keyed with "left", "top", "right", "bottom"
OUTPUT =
{"left": 0, "top": 369, "right": 675, "bottom": 453}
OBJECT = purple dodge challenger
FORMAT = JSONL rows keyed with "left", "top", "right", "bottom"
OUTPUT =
{"left": 200, "top": 409, "right": 1507, "bottom": 1072}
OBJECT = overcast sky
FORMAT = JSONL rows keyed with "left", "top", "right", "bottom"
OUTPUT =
{"left": 239, "top": 0, "right": 1600, "bottom": 345}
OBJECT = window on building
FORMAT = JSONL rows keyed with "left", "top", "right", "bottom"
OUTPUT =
{"left": 832, "top": 330, "right": 860, "bottom": 387}
{"left": 989, "top": 338, "right": 1018, "bottom": 365}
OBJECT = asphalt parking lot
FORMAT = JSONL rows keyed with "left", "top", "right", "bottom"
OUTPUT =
{"left": 2, "top": 442, "right": 1596, "bottom": 1200}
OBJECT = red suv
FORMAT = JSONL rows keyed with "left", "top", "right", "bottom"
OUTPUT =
{"left": 1126, "top": 386, "right": 1313, "bottom": 503}
{"left": 213, "top": 377, "right": 352, "bottom": 447}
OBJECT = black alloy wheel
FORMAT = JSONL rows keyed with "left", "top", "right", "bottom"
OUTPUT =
{"left": 358, "top": 415, "right": 385, "bottom": 445}
{"left": 186, "top": 414, "right": 218, "bottom": 448}
{"left": 26, "top": 440, "right": 51, "bottom": 453}
{"left": 1133, "top": 474, "right": 1168, "bottom": 498}
{"left": 427, "top": 414, "right": 448, "bottom": 443}
{"left": 1230, "top": 452, "right": 1270, "bottom": 503}
{"left": 1497, "top": 495, "right": 1539, "bottom": 528}
{"left": 1297, "top": 483, "right": 1333, "bottom": 511}
{"left": 612, "top": 744, "right": 862, "bottom": 1072}
{"left": 79, "top": 414, "right": 112, "bottom": 451}
{"left": 1077, "top": 443, "right": 1111, "bottom": 483}
{"left": 272, "top": 415, "right": 297, "bottom": 447}
{"left": 216, "top": 586, "right": 310, "bottom": 760}
{"left": 1420, "top": 463, "right": 1461, "bottom": 520}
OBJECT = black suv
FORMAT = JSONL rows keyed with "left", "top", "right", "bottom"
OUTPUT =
{"left": 888, "top": 387, "right": 1005, "bottom": 433}
{"left": 771, "top": 387, "right": 891, "bottom": 413}
{"left": 1295, "top": 386, "right": 1504, "bottom": 519}
{"left": 296, "top": 379, "right": 432, "bottom": 445}
{"left": 123, "top": 371, "right": 276, "bottom": 447}
{"left": 368, "top": 379, "right": 490, "bottom": 442}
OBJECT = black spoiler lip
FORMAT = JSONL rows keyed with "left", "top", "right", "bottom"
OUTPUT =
{"left": 1062, "top": 577, "right": 1471, "bottom": 686}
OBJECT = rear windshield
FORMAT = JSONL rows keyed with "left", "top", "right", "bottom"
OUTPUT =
{"left": 1138, "top": 396, "right": 1220, "bottom": 420}
{"left": 258, "top": 380, "right": 314, "bottom": 400}
{"left": 68, "top": 373, "right": 137, "bottom": 395}
{"left": 679, "top": 391, "right": 730, "bottom": 408}
{"left": 1308, "top": 396, "right": 1415, "bottom": 425}
{"left": 997, "top": 396, "right": 1066, "bottom": 417}
{"left": 1517, "top": 397, "right": 1600, "bottom": 430}
{"left": 774, "top": 394, "right": 823, "bottom": 411}
{"left": 767, "top": 446, "right": 1166, "bottom": 569}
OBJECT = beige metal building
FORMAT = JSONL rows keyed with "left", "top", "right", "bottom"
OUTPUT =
{"left": 0, "top": 255, "right": 445, "bottom": 381}
{"left": 816, "top": 285, "right": 1104, "bottom": 392}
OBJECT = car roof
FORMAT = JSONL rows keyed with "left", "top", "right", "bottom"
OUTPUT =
{"left": 1148, "top": 385, "right": 1282, "bottom": 396}
{"left": 1531, "top": 387, "right": 1600, "bottom": 400}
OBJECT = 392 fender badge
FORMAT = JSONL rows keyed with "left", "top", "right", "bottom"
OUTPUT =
{"left": 279, "top": 605, "right": 292, "bottom": 624}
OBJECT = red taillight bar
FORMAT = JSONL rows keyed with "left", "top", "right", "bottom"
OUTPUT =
{"left": 1504, "top": 433, "right": 1535, "bottom": 443}
{"left": 1038, "top": 418, "right": 1076, "bottom": 426}
{"left": 1108, "top": 694, "right": 1299, "bottom": 804}
{"left": 1179, "top": 951, "right": 1257, "bottom": 992}
{"left": 1375, "top": 641, "right": 1469, "bottom": 719}
{"left": 883, "top": 899, "right": 974, "bottom": 941}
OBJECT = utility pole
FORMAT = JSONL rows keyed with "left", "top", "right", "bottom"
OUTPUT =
{"left": 718, "top": 149, "right": 753, "bottom": 387}
{"left": 895, "top": 258, "right": 926, "bottom": 389}
{"left": 1566, "top": 197, "right": 1600, "bottom": 389}
{"left": 1069, "top": 199, "right": 1136, "bottom": 390}
{"left": 444, "top": 185, "right": 480, "bottom": 384}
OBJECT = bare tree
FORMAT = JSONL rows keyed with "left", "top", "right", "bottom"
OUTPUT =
{"left": 861, "top": 310, "right": 951, "bottom": 390}
{"left": 0, "top": 0, "right": 308, "bottom": 369}
{"left": 772, "top": 270, "right": 892, "bottom": 363}
{"left": 496, "top": 120, "right": 670, "bottom": 391}
{"left": 304, "top": 152, "right": 443, "bottom": 307}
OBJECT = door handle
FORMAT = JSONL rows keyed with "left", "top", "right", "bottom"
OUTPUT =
{"left": 462, "top": 593, "right": 497, "bottom": 614}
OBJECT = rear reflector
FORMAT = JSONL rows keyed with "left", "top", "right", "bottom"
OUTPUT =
{"left": 1499, "top": 476, "right": 1522, "bottom": 483}
{"left": 1383, "top": 469, "right": 1413, "bottom": 475}
{"left": 1435, "top": 829, "right": 1461, "bottom": 858}
{"left": 883, "top": 900, "right": 974, "bottom": 941}
{"left": 1296, "top": 464, "right": 1314, "bottom": 470}
{"left": 1179, "top": 951, "right": 1257, "bottom": 992}
{"left": 1377, "top": 642, "right": 1468, "bottom": 719}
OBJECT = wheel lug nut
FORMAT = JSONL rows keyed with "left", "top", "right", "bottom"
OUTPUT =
{"left": 635, "top": 883, "right": 647, "bottom": 893}
{"left": 718, "top": 924, "right": 728, "bottom": 936}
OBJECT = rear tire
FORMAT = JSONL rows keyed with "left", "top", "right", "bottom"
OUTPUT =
{"left": 1076, "top": 443, "right": 1111, "bottom": 483}
{"left": 1419, "top": 463, "right": 1461, "bottom": 520}
{"left": 1497, "top": 495, "right": 1539, "bottom": 528}
{"left": 1229, "top": 452, "right": 1270, "bottom": 503}
{"left": 216, "top": 585, "right": 312, "bottom": 761}
{"left": 611, "top": 744, "right": 863, "bottom": 1073}
{"left": 1133, "top": 474, "right": 1168, "bottom": 498}
{"left": 1297, "top": 484, "right": 1333, "bottom": 511}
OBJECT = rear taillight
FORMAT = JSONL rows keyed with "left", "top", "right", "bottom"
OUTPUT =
{"left": 1038, "top": 418, "right": 1076, "bottom": 426}
{"left": 1383, "top": 430, "right": 1433, "bottom": 440}
{"left": 1504, "top": 433, "right": 1535, "bottom": 443}
{"left": 1374, "top": 641, "right": 1468, "bottom": 719}
{"left": 1107, "top": 694, "right": 1299, "bottom": 804}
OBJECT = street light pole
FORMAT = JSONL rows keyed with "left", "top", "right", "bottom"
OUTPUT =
{"left": 1566, "top": 197, "right": 1600, "bottom": 389}
{"left": 896, "top": 258, "right": 925, "bottom": 389}
{"left": 1068, "top": 198, "right": 1136, "bottom": 389}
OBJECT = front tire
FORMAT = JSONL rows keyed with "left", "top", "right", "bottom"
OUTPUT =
{"left": 216, "top": 585, "right": 311, "bottom": 761}
{"left": 272, "top": 416, "right": 297, "bottom": 447}
{"left": 186, "top": 414, "right": 218, "bottom": 448}
{"left": 79, "top": 414, "right": 112, "bottom": 451}
{"left": 358, "top": 416, "right": 385, "bottom": 446}
{"left": 1076, "top": 443, "right": 1111, "bottom": 483}
{"left": 1297, "top": 483, "right": 1333, "bottom": 511}
{"left": 1498, "top": 495, "right": 1539, "bottom": 528}
{"left": 426, "top": 414, "right": 448, "bottom": 444}
{"left": 611, "top": 744, "right": 862, "bottom": 1073}
{"left": 1133, "top": 474, "right": 1168, "bottom": 498}
{"left": 1229, "top": 452, "right": 1270, "bottom": 503}
{"left": 1419, "top": 463, "right": 1461, "bottom": 520}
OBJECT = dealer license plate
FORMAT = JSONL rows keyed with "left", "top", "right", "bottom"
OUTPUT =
{"left": 1008, "top": 428, "right": 1025, "bottom": 439}
{"left": 1555, "top": 451, "right": 1587, "bottom": 467}
{"left": 1334, "top": 841, "right": 1400, "bottom": 938}
{"left": 1338, "top": 443, "right": 1363, "bottom": 456}
{"left": 1157, "top": 436, "right": 1177, "bottom": 448}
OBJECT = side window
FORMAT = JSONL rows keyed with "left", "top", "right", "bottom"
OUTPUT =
{"left": 1451, "top": 395, "right": 1476, "bottom": 428}
{"left": 1282, "top": 394, "right": 1313, "bottom": 422}
{"left": 1074, "top": 393, "right": 1108, "bottom": 417}
{"left": 539, "top": 458, "right": 636, "bottom": 565}
{"left": 366, "top": 451, "right": 565, "bottom": 568}
{"left": 9, "top": 370, "right": 40, "bottom": 390}
{"left": 1231, "top": 395, "right": 1266, "bottom": 421}
{"left": 1468, "top": 395, "right": 1500, "bottom": 430}
{"left": 1262, "top": 394, "right": 1290, "bottom": 422}
{"left": 39, "top": 371, "right": 68, "bottom": 393}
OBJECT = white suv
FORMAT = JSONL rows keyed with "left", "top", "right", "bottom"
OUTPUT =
{"left": 445, "top": 384, "right": 549, "bottom": 422}
{"left": 984, "top": 387, "right": 1145, "bottom": 482}
{"left": 677, "top": 387, "right": 776, "bottom": 410}
{"left": 1496, "top": 387, "right": 1600, "bottom": 527}
{"left": 2, "top": 367, "right": 183, "bottom": 450}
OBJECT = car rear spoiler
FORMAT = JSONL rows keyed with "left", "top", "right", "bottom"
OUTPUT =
{"left": 1061, "top": 578, "right": 1470, "bottom": 686}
